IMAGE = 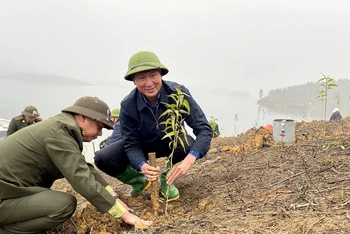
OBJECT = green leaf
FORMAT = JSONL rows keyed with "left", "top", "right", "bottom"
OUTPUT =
{"left": 166, "top": 131, "right": 176, "bottom": 138}
{"left": 180, "top": 128, "right": 189, "bottom": 144}
{"left": 163, "top": 126, "right": 173, "bottom": 133}
{"left": 168, "top": 141, "right": 173, "bottom": 149}
{"left": 168, "top": 94, "right": 178, "bottom": 102}
{"left": 159, "top": 109, "right": 173, "bottom": 119}
{"left": 183, "top": 100, "right": 190, "bottom": 113}
{"left": 161, "top": 135, "right": 171, "bottom": 141}
{"left": 161, "top": 132, "right": 175, "bottom": 140}
{"left": 179, "top": 109, "right": 189, "bottom": 115}
{"left": 172, "top": 117, "right": 175, "bottom": 129}
{"left": 159, "top": 119, "right": 172, "bottom": 126}
{"left": 317, "top": 77, "right": 327, "bottom": 82}
{"left": 178, "top": 137, "right": 186, "bottom": 153}
{"left": 160, "top": 101, "right": 172, "bottom": 108}
{"left": 176, "top": 88, "right": 182, "bottom": 95}
{"left": 158, "top": 89, "right": 191, "bottom": 171}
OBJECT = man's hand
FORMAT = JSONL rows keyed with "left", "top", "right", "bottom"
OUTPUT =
{"left": 116, "top": 197, "right": 152, "bottom": 226}
{"left": 121, "top": 211, "right": 153, "bottom": 226}
{"left": 141, "top": 164, "right": 160, "bottom": 181}
{"left": 166, "top": 154, "right": 196, "bottom": 185}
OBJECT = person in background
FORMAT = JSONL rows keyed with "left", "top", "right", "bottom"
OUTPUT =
{"left": 208, "top": 119, "right": 220, "bottom": 138}
{"left": 0, "top": 96, "right": 151, "bottom": 234}
{"left": 330, "top": 108, "right": 343, "bottom": 121}
{"left": 94, "top": 51, "right": 213, "bottom": 202}
{"left": 7, "top": 105, "right": 42, "bottom": 136}
{"left": 99, "top": 108, "right": 121, "bottom": 149}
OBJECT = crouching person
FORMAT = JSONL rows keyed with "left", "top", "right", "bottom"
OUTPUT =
{"left": 94, "top": 51, "right": 213, "bottom": 202}
{"left": 0, "top": 96, "right": 152, "bottom": 234}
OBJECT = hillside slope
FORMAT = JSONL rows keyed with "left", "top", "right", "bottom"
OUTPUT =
{"left": 49, "top": 118, "right": 350, "bottom": 233}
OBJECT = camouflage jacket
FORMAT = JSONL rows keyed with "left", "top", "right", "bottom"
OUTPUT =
{"left": 0, "top": 113, "right": 115, "bottom": 213}
{"left": 6, "top": 114, "right": 42, "bottom": 136}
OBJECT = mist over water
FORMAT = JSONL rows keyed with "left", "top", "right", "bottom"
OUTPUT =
{"left": 1, "top": 0, "right": 349, "bottom": 165}
{"left": 0, "top": 79, "right": 324, "bottom": 162}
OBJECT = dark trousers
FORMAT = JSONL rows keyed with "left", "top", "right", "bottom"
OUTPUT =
{"left": 0, "top": 189, "right": 77, "bottom": 234}
{"left": 94, "top": 135, "right": 195, "bottom": 177}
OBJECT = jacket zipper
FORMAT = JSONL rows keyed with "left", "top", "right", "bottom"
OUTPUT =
{"left": 147, "top": 106, "right": 159, "bottom": 132}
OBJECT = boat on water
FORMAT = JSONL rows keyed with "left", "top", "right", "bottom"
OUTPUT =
{"left": 0, "top": 118, "right": 10, "bottom": 141}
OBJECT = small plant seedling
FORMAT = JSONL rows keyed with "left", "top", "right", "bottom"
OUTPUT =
{"left": 159, "top": 88, "right": 190, "bottom": 214}
{"left": 316, "top": 73, "right": 338, "bottom": 136}
{"left": 209, "top": 116, "right": 220, "bottom": 138}
{"left": 233, "top": 114, "right": 239, "bottom": 136}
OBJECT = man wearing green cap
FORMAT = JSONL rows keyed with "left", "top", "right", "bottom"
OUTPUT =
{"left": 95, "top": 51, "right": 213, "bottom": 202}
{"left": 7, "top": 105, "right": 42, "bottom": 136}
{"left": 0, "top": 96, "right": 151, "bottom": 234}
{"left": 99, "top": 108, "right": 122, "bottom": 149}
{"left": 106, "top": 108, "right": 122, "bottom": 144}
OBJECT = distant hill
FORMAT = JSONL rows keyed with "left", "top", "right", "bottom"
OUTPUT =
{"left": 0, "top": 72, "right": 91, "bottom": 86}
{"left": 93, "top": 79, "right": 135, "bottom": 89}
{"left": 257, "top": 78, "right": 350, "bottom": 110}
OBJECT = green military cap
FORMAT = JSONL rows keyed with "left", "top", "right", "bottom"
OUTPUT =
{"left": 111, "top": 108, "right": 120, "bottom": 117}
{"left": 62, "top": 96, "right": 114, "bottom": 130}
{"left": 124, "top": 51, "right": 169, "bottom": 81}
{"left": 22, "top": 106, "right": 40, "bottom": 118}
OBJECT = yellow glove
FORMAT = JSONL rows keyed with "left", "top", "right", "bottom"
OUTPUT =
{"left": 105, "top": 185, "right": 113, "bottom": 193}
{"left": 105, "top": 185, "right": 126, "bottom": 218}
{"left": 108, "top": 201, "right": 127, "bottom": 218}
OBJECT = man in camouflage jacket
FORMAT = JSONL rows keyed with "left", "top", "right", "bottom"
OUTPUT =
{"left": 7, "top": 105, "right": 42, "bottom": 136}
{"left": 0, "top": 96, "right": 151, "bottom": 234}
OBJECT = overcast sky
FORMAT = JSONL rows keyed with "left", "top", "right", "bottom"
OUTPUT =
{"left": 1, "top": 0, "right": 349, "bottom": 92}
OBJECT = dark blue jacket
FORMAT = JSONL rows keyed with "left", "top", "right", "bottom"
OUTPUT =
{"left": 330, "top": 112, "right": 342, "bottom": 121}
{"left": 106, "top": 121, "right": 121, "bottom": 145}
{"left": 120, "top": 80, "right": 212, "bottom": 169}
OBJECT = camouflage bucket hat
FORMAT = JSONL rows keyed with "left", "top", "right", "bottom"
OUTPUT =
{"left": 62, "top": 96, "right": 113, "bottom": 130}
{"left": 22, "top": 106, "right": 40, "bottom": 118}
{"left": 124, "top": 51, "right": 169, "bottom": 81}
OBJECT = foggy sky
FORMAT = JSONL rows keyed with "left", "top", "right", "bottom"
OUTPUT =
{"left": 1, "top": 0, "right": 349, "bottom": 92}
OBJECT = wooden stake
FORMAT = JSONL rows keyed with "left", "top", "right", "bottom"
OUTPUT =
{"left": 148, "top": 152, "right": 160, "bottom": 212}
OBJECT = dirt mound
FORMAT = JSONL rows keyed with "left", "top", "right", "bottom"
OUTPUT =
{"left": 49, "top": 118, "right": 350, "bottom": 233}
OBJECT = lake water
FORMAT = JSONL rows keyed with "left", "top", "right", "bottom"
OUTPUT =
{"left": 0, "top": 79, "right": 324, "bottom": 162}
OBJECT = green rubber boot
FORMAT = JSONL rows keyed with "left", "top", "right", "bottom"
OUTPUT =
{"left": 160, "top": 168, "right": 180, "bottom": 202}
{"left": 116, "top": 166, "right": 151, "bottom": 196}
